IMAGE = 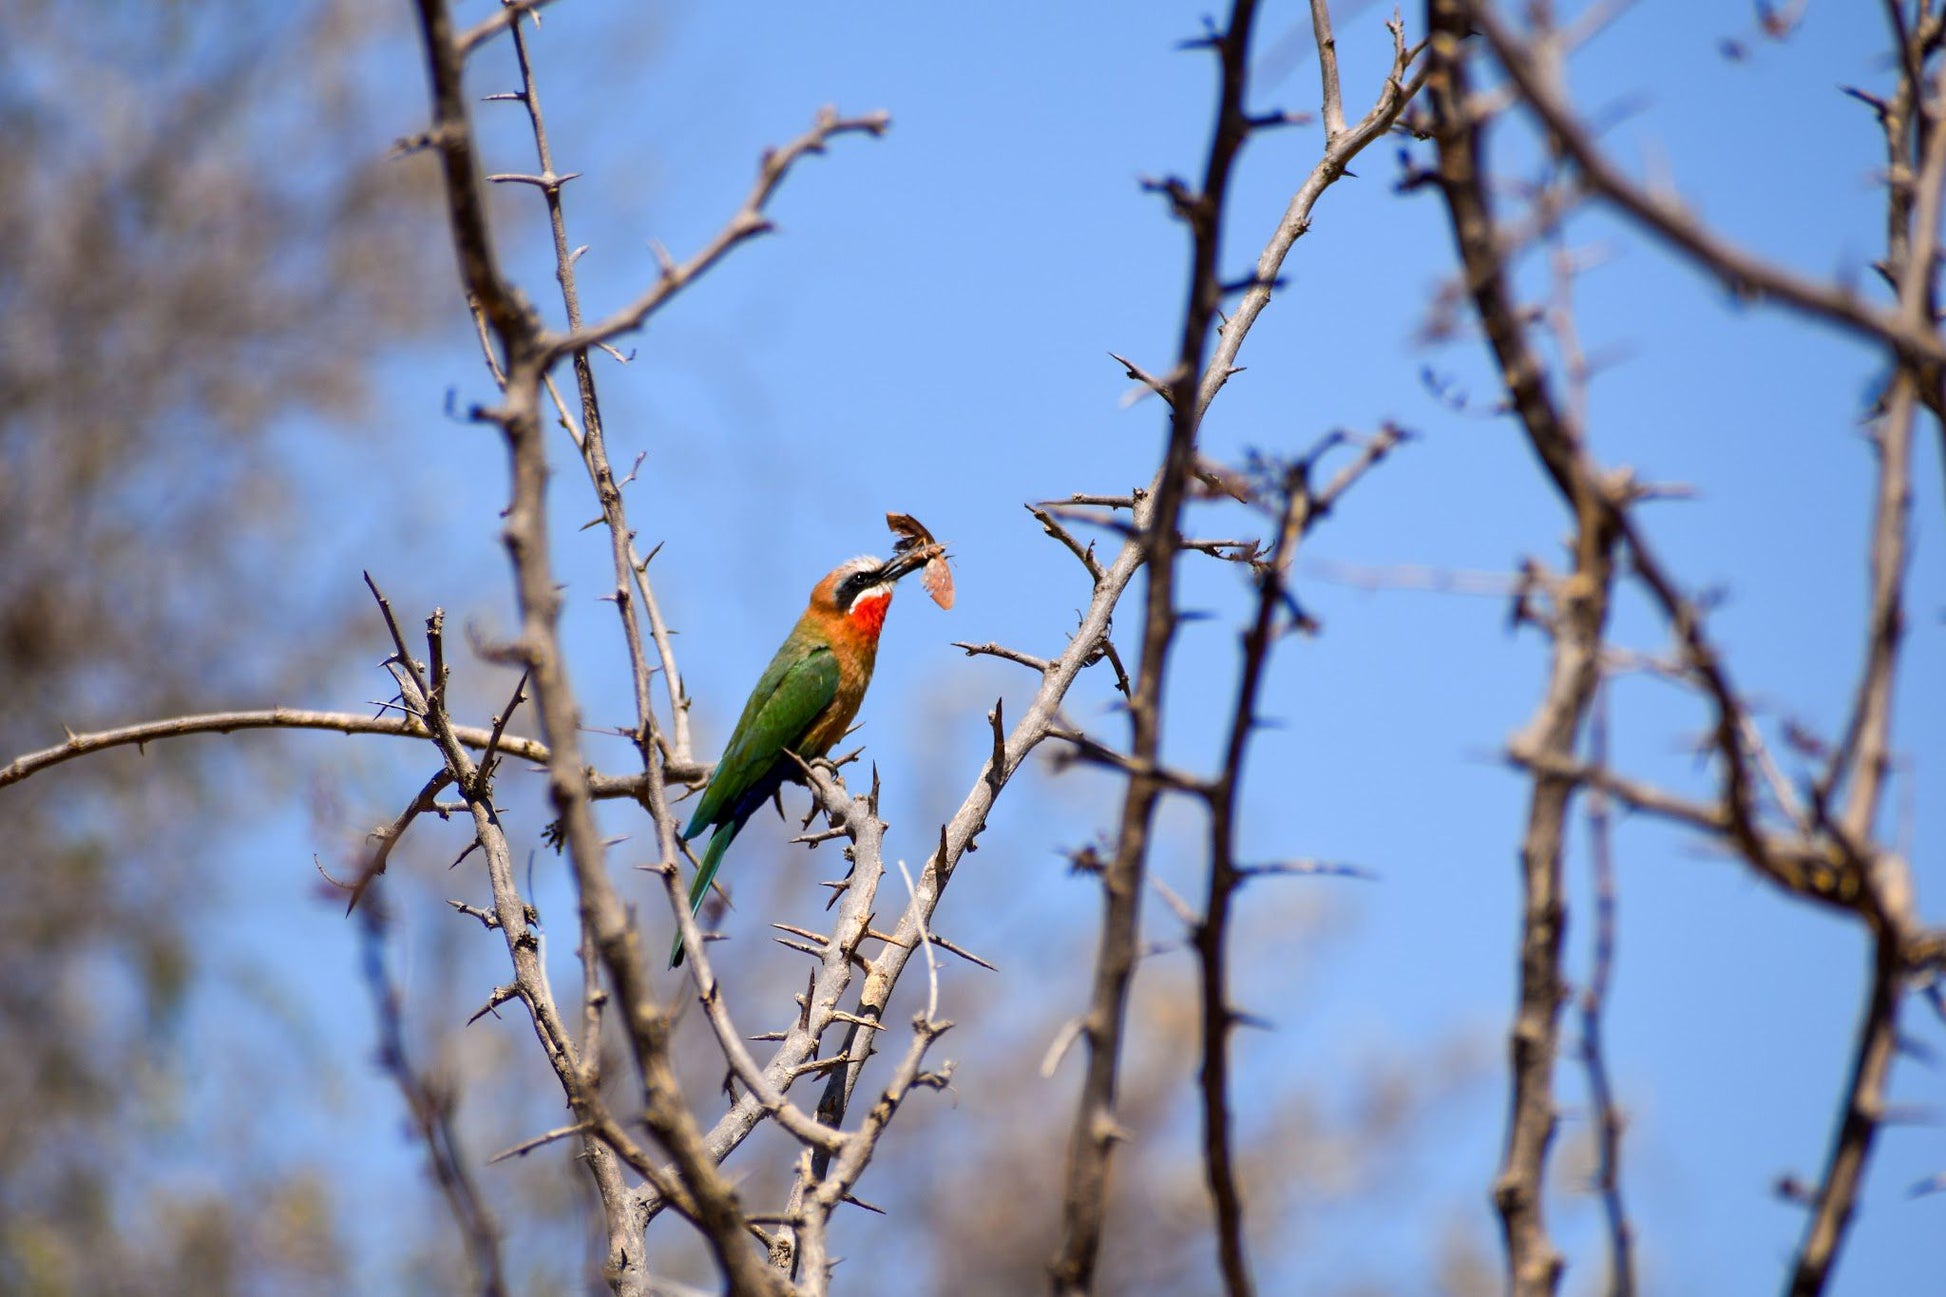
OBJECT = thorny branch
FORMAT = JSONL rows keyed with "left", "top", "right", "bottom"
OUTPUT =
{"left": 409, "top": 0, "right": 897, "bottom": 1285}
{"left": 16, "top": 1, "right": 1940, "bottom": 1292}
{"left": 1426, "top": 14, "right": 1620, "bottom": 1292}
{"left": 1051, "top": 3, "right": 1268, "bottom": 1286}
{"left": 1426, "top": 4, "right": 1946, "bottom": 1294}
{"left": 356, "top": 890, "right": 510, "bottom": 1297}
{"left": 1054, "top": 5, "right": 1423, "bottom": 1293}
{"left": 363, "top": 584, "right": 694, "bottom": 1293}
{"left": 624, "top": 20, "right": 1427, "bottom": 1268}
{"left": 501, "top": 12, "right": 695, "bottom": 772}
{"left": 1191, "top": 429, "right": 1403, "bottom": 1297}
{"left": 550, "top": 109, "right": 889, "bottom": 364}
{"left": 1581, "top": 693, "right": 1635, "bottom": 1297}
{"left": 1788, "top": 5, "right": 1945, "bottom": 1290}
{"left": 0, "top": 706, "right": 712, "bottom": 791}
{"left": 1459, "top": 0, "right": 1946, "bottom": 377}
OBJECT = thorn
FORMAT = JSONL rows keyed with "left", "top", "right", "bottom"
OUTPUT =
{"left": 1149, "top": 875, "right": 1201, "bottom": 929}
{"left": 773, "top": 921, "right": 833, "bottom": 948}
{"left": 468, "top": 983, "right": 520, "bottom": 1025}
{"left": 1909, "top": 1172, "right": 1946, "bottom": 1199}
{"left": 1839, "top": 84, "right": 1889, "bottom": 119}
{"left": 1107, "top": 350, "right": 1177, "bottom": 406}
{"left": 1245, "top": 108, "right": 1314, "bottom": 130}
{"left": 927, "top": 931, "right": 997, "bottom": 972}
{"left": 448, "top": 899, "right": 500, "bottom": 928}
{"left": 1239, "top": 858, "right": 1377, "bottom": 882}
{"left": 1040, "top": 1015, "right": 1087, "bottom": 1078}
{"left": 1220, "top": 273, "right": 1287, "bottom": 297}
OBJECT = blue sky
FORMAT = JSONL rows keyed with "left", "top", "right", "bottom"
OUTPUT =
{"left": 182, "top": 2, "right": 1944, "bottom": 1291}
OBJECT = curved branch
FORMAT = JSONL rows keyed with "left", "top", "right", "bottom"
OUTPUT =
{"left": 0, "top": 707, "right": 705, "bottom": 793}
{"left": 546, "top": 108, "right": 889, "bottom": 364}
{"left": 1459, "top": 0, "right": 1946, "bottom": 374}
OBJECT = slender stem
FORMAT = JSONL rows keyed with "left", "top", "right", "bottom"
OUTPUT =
{"left": 1787, "top": 936, "right": 1905, "bottom": 1295}
{"left": 413, "top": 3, "right": 785, "bottom": 1287}
{"left": 1424, "top": 7, "right": 1618, "bottom": 1291}
{"left": 1053, "top": 5, "right": 1262, "bottom": 1291}
{"left": 0, "top": 707, "right": 704, "bottom": 789}
{"left": 1581, "top": 692, "right": 1635, "bottom": 1297}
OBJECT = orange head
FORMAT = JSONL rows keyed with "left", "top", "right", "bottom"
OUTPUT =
{"left": 803, "top": 550, "right": 929, "bottom": 647}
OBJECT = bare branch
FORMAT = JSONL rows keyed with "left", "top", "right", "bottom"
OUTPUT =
{"left": 1425, "top": 10, "right": 1619, "bottom": 1290}
{"left": 412, "top": 5, "right": 782, "bottom": 1285}
{"left": 0, "top": 707, "right": 687, "bottom": 790}
{"left": 356, "top": 903, "right": 509, "bottom": 1296}
{"left": 552, "top": 108, "right": 890, "bottom": 362}
{"left": 1057, "top": 3, "right": 1266, "bottom": 1290}
{"left": 503, "top": 11, "right": 694, "bottom": 775}
{"left": 1458, "top": 0, "right": 1946, "bottom": 374}
{"left": 489, "top": 1121, "right": 595, "bottom": 1165}
{"left": 1788, "top": 936, "right": 1907, "bottom": 1294}
{"left": 1028, "top": 503, "right": 1108, "bottom": 585}
{"left": 456, "top": 0, "right": 558, "bottom": 58}
{"left": 1053, "top": 8, "right": 1427, "bottom": 1291}
{"left": 342, "top": 768, "right": 457, "bottom": 914}
{"left": 1580, "top": 694, "right": 1635, "bottom": 1297}
{"left": 952, "top": 641, "right": 1055, "bottom": 673}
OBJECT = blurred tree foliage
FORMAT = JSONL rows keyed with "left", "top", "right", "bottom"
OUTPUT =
{"left": 0, "top": 1, "right": 439, "bottom": 1290}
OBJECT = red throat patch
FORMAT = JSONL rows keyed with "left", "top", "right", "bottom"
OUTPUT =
{"left": 848, "top": 588, "right": 891, "bottom": 637}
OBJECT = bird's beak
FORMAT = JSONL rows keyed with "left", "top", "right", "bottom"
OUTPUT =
{"left": 877, "top": 548, "right": 929, "bottom": 584}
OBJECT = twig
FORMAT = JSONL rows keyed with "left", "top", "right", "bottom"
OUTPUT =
{"left": 1788, "top": 935, "right": 1906, "bottom": 1295}
{"left": 1782, "top": 12, "right": 1946, "bottom": 1292}
{"left": 1459, "top": 0, "right": 1946, "bottom": 374}
{"left": 489, "top": 1121, "right": 595, "bottom": 1165}
{"left": 1580, "top": 691, "right": 1635, "bottom": 1297}
{"left": 412, "top": 4, "right": 778, "bottom": 1285}
{"left": 1195, "top": 466, "right": 1306, "bottom": 1297}
{"left": 1425, "top": 9, "right": 1619, "bottom": 1292}
{"left": 343, "top": 769, "right": 457, "bottom": 914}
{"left": 357, "top": 902, "right": 509, "bottom": 1296}
{"left": 1028, "top": 503, "right": 1108, "bottom": 585}
{"left": 550, "top": 108, "right": 889, "bottom": 363}
{"left": 504, "top": 12, "right": 693, "bottom": 775}
{"left": 0, "top": 707, "right": 678, "bottom": 789}
{"left": 1193, "top": 9, "right": 1426, "bottom": 420}
{"left": 457, "top": 0, "right": 557, "bottom": 57}
{"left": 952, "top": 641, "right": 1055, "bottom": 673}
{"left": 1053, "top": 8, "right": 1426, "bottom": 1292}
{"left": 1056, "top": 4, "right": 1266, "bottom": 1291}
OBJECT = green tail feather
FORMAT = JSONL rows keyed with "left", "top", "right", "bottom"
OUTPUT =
{"left": 670, "top": 823, "right": 736, "bottom": 968}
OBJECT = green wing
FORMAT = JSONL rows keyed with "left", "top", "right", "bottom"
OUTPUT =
{"left": 684, "top": 644, "right": 840, "bottom": 837}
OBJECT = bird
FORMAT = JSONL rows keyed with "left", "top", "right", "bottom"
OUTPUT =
{"left": 671, "top": 547, "right": 930, "bottom": 966}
